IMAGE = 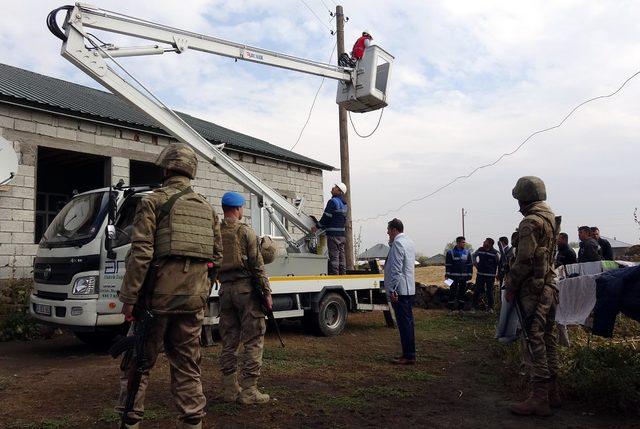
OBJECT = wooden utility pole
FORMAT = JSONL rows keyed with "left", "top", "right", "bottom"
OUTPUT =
{"left": 336, "top": 5, "right": 354, "bottom": 269}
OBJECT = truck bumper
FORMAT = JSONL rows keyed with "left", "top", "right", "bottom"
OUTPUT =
{"left": 29, "top": 294, "right": 124, "bottom": 328}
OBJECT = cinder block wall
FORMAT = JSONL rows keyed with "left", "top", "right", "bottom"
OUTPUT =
{"left": 0, "top": 103, "right": 324, "bottom": 280}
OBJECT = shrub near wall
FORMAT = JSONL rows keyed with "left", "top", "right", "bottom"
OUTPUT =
{"left": 0, "top": 278, "right": 40, "bottom": 341}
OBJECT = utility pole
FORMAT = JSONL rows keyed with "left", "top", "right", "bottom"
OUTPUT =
{"left": 461, "top": 208, "right": 467, "bottom": 237}
{"left": 336, "top": 5, "right": 354, "bottom": 270}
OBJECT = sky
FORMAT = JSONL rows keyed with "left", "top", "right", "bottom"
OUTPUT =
{"left": 1, "top": 0, "right": 639, "bottom": 255}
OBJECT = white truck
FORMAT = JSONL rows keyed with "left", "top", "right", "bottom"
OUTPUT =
{"left": 30, "top": 4, "right": 394, "bottom": 345}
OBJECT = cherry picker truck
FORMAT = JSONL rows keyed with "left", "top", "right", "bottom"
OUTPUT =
{"left": 30, "top": 3, "right": 394, "bottom": 345}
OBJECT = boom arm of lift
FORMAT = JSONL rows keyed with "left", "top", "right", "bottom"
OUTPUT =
{"left": 50, "top": 3, "right": 356, "bottom": 252}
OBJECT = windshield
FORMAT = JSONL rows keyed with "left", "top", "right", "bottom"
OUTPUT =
{"left": 40, "top": 191, "right": 109, "bottom": 248}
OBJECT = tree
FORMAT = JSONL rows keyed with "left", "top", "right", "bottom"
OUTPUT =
{"left": 443, "top": 241, "right": 474, "bottom": 255}
{"left": 416, "top": 253, "right": 430, "bottom": 267}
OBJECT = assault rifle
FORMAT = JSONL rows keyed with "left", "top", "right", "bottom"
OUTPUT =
{"left": 108, "top": 265, "right": 157, "bottom": 429}
{"left": 251, "top": 277, "right": 285, "bottom": 348}
{"left": 513, "top": 297, "right": 534, "bottom": 357}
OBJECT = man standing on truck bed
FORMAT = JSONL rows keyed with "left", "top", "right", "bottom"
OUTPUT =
{"left": 218, "top": 191, "right": 273, "bottom": 405}
{"left": 313, "top": 182, "right": 349, "bottom": 275}
{"left": 117, "top": 143, "right": 223, "bottom": 429}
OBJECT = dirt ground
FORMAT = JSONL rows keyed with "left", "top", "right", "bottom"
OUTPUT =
{"left": 0, "top": 308, "right": 637, "bottom": 429}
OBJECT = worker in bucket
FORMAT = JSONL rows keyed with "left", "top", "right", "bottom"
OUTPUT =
{"left": 312, "top": 182, "right": 348, "bottom": 275}
{"left": 338, "top": 31, "right": 373, "bottom": 67}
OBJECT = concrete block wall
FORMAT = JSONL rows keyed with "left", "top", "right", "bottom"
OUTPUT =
{"left": 0, "top": 103, "right": 325, "bottom": 279}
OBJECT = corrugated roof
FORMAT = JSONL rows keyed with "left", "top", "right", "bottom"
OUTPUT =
{"left": 602, "top": 237, "right": 634, "bottom": 248}
{"left": 0, "top": 63, "right": 333, "bottom": 170}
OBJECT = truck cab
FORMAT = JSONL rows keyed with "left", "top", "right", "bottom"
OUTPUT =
{"left": 30, "top": 187, "right": 146, "bottom": 344}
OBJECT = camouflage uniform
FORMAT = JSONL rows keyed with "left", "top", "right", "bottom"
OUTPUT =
{"left": 218, "top": 218, "right": 272, "bottom": 404}
{"left": 117, "top": 144, "right": 223, "bottom": 428}
{"left": 506, "top": 176, "right": 561, "bottom": 416}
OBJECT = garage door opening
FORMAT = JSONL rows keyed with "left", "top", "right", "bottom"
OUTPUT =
{"left": 35, "top": 147, "right": 110, "bottom": 242}
{"left": 130, "top": 160, "right": 163, "bottom": 187}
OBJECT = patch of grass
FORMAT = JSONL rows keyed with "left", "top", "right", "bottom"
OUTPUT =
{"left": 97, "top": 405, "right": 170, "bottom": 424}
{"left": 392, "top": 369, "right": 437, "bottom": 382}
{"left": 8, "top": 416, "right": 71, "bottom": 429}
{"left": 561, "top": 343, "right": 640, "bottom": 415}
{"left": 207, "top": 402, "right": 241, "bottom": 416}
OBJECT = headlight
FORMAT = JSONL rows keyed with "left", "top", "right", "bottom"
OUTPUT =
{"left": 72, "top": 276, "right": 97, "bottom": 295}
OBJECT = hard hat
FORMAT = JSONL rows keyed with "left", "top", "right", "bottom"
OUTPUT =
{"left": 334, "top": 182, "right": 347, "bottom": 194}
{"left": 155, "top": 143, "right": 198, "bottom": 179}
{"left": 221, "top": 192, "right": 245, "bottom": 207}
{"left": 512, "top": 176, "right": 547, "bottom": 202}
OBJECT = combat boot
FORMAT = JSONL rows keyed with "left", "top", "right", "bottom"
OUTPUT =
{"left": 222, "top": 373, "right": 241, "bottom": 403}
{"left": 123, "top": 417, "right": 141, "bottom": 429}
{"left": 509, "top": 382, "right": 552, "bottom": 416}
{"left": 238, "top": 379, "right": 270, "bottom": 404}
{"left": 176, "top": 419, "right": 202, "bottom": 429}
{"left": 548, "top": 378, "right": 562, "bottom": 408}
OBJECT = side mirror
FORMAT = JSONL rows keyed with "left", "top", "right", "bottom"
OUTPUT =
{"left": 105, "top": 190, "right": 118, "bottom": 259}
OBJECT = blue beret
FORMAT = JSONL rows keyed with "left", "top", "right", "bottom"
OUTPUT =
{"left": 221, "top": 192, "right": 245, "bottom": 207}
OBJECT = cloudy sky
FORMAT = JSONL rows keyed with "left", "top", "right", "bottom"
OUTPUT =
{"left": 2, "top": 1, "right": 639, "bottom": 255}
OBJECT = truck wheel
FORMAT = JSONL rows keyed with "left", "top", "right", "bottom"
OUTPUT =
{"left": 311, "top": 293, "right": 348, "bottom": 336}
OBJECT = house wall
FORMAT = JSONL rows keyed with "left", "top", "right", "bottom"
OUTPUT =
{"left": 0, "top": 103, "right": 324, "bottom": 279}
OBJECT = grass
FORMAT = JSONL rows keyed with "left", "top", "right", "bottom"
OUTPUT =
{"left": 7, "top": 416, "right": 71, "bottom": 429}
{"left": 97, "top": 405, "right": 170, "bottom": 424}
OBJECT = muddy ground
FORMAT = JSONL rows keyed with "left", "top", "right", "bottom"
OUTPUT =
{"left": 0, "top": 307, "right": 636, "bottom": 429}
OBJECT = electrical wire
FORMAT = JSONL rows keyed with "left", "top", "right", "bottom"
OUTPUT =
{"left": 354, "top": 67, "right": 640, "bottom": 223}
{"left": 290, "top": 42, "right": 338, "bottom": 151}
{"left": 317, "top": 0, "right": 333, "bottom": 14}
{"left": 299, "top": 0, "right": 334, "bottom": 33}
{"left": 348, "top": 108, "right": 384, "bottom": 138}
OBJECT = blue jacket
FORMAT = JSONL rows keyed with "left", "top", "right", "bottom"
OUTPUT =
{"left": 384, "top": 233, "right": 416, "bottom": 296}
{"left": 318, "top": 195, "right": 347, "bottom": 237}
{"left": 592, "top": 266, "right": 640, "bottom": 338}
{"left": 445, "top": 247, "right": 473, "bottom": 280}
{"left": 473, "top": 247, "right": 499, "bottom": 277}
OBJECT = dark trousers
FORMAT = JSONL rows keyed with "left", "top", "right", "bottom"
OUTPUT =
{"left": 448, "top": 279, "right": 468, "bottom": 311}
{"left": 472, "top": 275, "right": 496, "bottom": 310}
{"left": 327, "top": 236, "right": 346, "bottom": 275}
{"left": 392, "top": 295, "right": 416, "bottom": 360}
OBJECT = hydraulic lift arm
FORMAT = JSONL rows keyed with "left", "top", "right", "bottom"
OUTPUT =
{"left": 48, "top": 4, "right": 388, "bottom": 252}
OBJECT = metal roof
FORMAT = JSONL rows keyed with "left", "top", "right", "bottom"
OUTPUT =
{"left": 602, "top": 237, "right": 634, "bottom": 248}
{"left": 0, "top": 63, "right": 333, "bottom": 171}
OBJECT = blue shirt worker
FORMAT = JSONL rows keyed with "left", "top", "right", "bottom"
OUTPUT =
{"left": 445, "top": 236, "right": 473, "bottom": 313}
{"left": 384, "top": 218, "right": 416, "bottom": 365}
{"left": 313, "top": 182, "right": 348, "bottom": 275}
{"left": 472, "top": 238, "right": 500, "bottom": 312}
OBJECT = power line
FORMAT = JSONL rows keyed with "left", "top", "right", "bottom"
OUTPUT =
{"left": 317, "top": 0, "right": 333, "bottom": 13}
{"left": 354, "top": 67, "right": 640, "bottom": 223}
{"left": 290, "top": 42, "right": 338, "bottom": 151}
{"left": 348, "top": 108, "right": 384, "bottom": 138}
{"left": 299, "top": 0, "right": 334, "bottom": 33}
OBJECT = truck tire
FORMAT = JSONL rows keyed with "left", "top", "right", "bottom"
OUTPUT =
{"left": 309, "top": 293, "right": 348, "bottom": 336}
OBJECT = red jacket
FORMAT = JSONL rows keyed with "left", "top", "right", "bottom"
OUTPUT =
{"left": 351, "top": 35, "right": 372, "bottom": 60}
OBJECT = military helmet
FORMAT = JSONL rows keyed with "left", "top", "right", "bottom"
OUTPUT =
{"left": 259, "top": 235, "right": 277, "bottom": 264}
{"left": 155, "top": 143, "right": 198, "bottom": 179}
{"left": 512, "top": 176, "right": 547, "bottom": 202}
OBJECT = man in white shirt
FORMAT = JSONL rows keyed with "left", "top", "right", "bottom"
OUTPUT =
{"left": 384, "top": 218, "right": 416, "bottom": 365}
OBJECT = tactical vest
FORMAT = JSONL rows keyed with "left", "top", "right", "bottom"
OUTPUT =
{"left": 526, "top": 209, "right": 561, "bottom": 289}
{"left": 154, "top": 187, "right": 215, "bottom": 261}
{"left": 219, "top": 220, "right": 248, "bottom": 275}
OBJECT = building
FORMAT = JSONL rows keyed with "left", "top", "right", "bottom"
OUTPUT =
{"left": 604, "top": 237, "right": 634, "bottom": 259}
{"left": 0, "top": 63, "right": 332, "bottom": 279}
{"left": 424, "top": 254, "right": 445, "bottom": 266}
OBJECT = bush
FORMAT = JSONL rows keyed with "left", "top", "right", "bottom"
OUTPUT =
{"left": 0, "top": 279, "right": 41, "bottom": 342}
{"left": 561, "top": 344, "right": 640, "bottom": 414}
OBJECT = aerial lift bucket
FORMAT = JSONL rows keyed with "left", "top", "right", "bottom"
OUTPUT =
{"left": 336, "top": 45, "right": 394, "bottom": 113}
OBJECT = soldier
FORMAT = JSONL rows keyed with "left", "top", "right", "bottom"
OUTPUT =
{"left": 218, "top": 191, "right": 273, "bottom": 404}
{"left": 117, "top": 143, "right": 223, "bottom": 429}
{"left": 506, "top": 176, "right": 562, "bottom": 417}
